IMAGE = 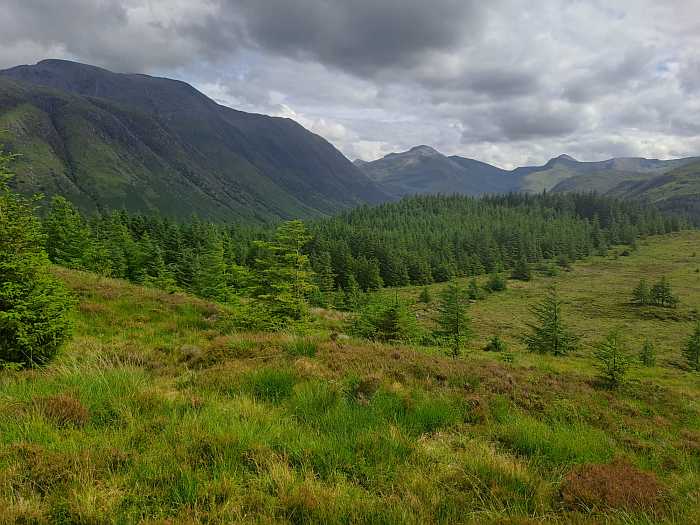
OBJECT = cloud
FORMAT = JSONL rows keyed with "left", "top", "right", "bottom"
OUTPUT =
{"left": 1, "top": 0, "right": 700, "bottom": 167}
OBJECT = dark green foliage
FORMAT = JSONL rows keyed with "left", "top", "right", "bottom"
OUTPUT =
{"left": 343, "top": 274, "right": 364, "bottom": 311}
{"left": 191, "top": 230, "right": 230, "bottom": 301}
{"left": 467, "top": 278, "right": 482, "bottom": 300}
{"left": 250, "top": 220, "right": 317, "bottom": 329}
{"left": 418, "top": 287, "right": 432, "bottom": 304}
{"left": 649, "top": 277, "right": 679, "bottom": 308}
{"left": 484, "top": 335, "right": 508, "bottom": 353}
{"left": 683, "top": 323, "right": 700, "bottom": 372}
{"left": 632, "top": 277, "right": 679, "bottom": 308}
{"left": 435, "top": 281, "right": 472, "bottom": 358}
{"left": 44, "top": 196, "right": 93, "bottom": 269}
{"left": 593, "top": 331, "right": 631, "bottom": 389}
{"left": 352, "top": 296, "right": 419, "bottom": 343}
{"left": 511, "top": 256, "right": 532, "bottom": 281}
{"left": 485, "top": 272, "right": 507, "bottom": 292}
{"left": 639, "top": 339, "right": 656, "bottom": 367}
{"left": 0, "top": 150, "right": 73, "bottom": 367}
{"left": 523, "top": 287, "right": 578, "bottom": 356}
{"left": 632, "top": 278, "right": 651, "bottom": 306}
{"left": 309, "top": 193, "right": 677, "bottom": 290}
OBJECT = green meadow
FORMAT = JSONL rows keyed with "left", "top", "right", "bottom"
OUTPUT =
{"left": 1, "top": 231, "right": 699, "bottom": 524}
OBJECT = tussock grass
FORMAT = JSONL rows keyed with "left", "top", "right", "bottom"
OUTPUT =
{"left": 0, "top": 233, "right": 699, "bottom": 523}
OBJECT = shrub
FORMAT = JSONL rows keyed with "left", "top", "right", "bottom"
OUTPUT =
{"left": 484, "top": 335, "right": 507, "bottom": 352}
{"left": 560, "top": 460, "right": 663, "bottom": 512}
{"left": 485, "top": 272, "right": 507, "bottom": 292}
{"left": 418, "top": 287, "right": 431, "bottom": 303}
{"left": 0, "top": 150, "right": 74, "bottom": 367}
{"left": 35, "top": 394, "right": 89, "bottom": 427}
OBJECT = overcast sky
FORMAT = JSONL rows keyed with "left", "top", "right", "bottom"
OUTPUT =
{"left": 2, "top": 0, "right": 699, "bottom": 168}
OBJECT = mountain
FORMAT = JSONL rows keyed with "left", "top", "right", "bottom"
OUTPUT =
{"left": 357, "top": 145, "right": 519, "bottom": 198}
{"left": 359, "top": 145, "right": 700, "bottom": 216}
{"left": 606, "top": 159, "right": 700, "bottom": 220}
{"left": 0, "top": 59, "right": 388, "bottom": 221}
{"left": 536, "top": 156, "right": 699, "bottom": 194}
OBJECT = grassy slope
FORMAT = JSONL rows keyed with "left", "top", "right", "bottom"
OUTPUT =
{"left": 1, "top": 233, "right": 700, "bottom": 523}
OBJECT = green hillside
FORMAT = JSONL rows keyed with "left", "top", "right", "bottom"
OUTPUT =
{"left": 1, "top": 231, "right": 699, "bottom": 523}
{"left": 0, "top": 60, "right": 387, "bottom": 221}
{"left": 608, "top": 160, "right": 700, "bottom": 221}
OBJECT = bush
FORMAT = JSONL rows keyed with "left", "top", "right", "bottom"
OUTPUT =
{"left": 485, "top": 272, "right": 507, "bottom": 292}
{"left": 484, "top": 335, "right": 508, "bottom": 352}
{"left": 0, "top": 151, "right": 73, "bottom": 366}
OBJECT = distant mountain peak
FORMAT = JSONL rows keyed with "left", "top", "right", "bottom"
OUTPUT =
{"left": 554, "top": 154, "right": 577, "bottom": 162}
{"left": 408, "top": 145, "right": 441, "bottom": 156}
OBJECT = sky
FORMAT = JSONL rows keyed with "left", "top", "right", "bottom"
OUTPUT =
{"left": 1, "top": 0, "right": 699, "bottom": 168}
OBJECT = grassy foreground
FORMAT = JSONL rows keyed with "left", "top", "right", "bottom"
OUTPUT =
{"left": 1, "top": 233, "right": 700, "bottom": 524}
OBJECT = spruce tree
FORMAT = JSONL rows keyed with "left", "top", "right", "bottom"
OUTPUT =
{"left": 485, "top": 272, "right": 507, "bottom": 292}
{"left": 0, "top": 150, "right": 73, "bottom": 366}
{"left": 683, "top": 323, "right": 700, "bottom": 372}
{"left": 419, "top": 286, "right": 432, "bottom": 303}
{"left": 315, "top": 251, "right": 336, "bottom": 294}
{"left": 523, "top": 287, "right": 578, "bottom": 356}
{"left": 44, "top": 195, "right": 93, "bottom": 269}
{"left": 435, "top": 281, "right": 472, "bottom": 358}
{"left": 191, "top": 231, "right": 229, "bottom": 301}
{"left": 632, "top": 278, "right": 650, "bottom": 306}
{"left": 467, "top": 278, "right": 482, "bottom": 300}
{"left": 344, "top": 274, "right": 363, "bottom": 310}
{"left": 251, "top": 220, "right": 316, "bottom": 327}
{"left": 511, "top": 256, "right": 532, "bottom": 281}
{"left": 650, "top": 277, "right": 679, "bottom": 308}
{"left": 593, "top": 331, "right": 631, "bottom": 389}
{"left": 639, "top": 339, "right": 655, "bottom": 367}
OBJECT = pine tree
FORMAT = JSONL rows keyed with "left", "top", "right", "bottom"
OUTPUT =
{"left": 511, "top": 256, "right": 532, "bottom": 281}
{"left": 251, "top": 220, "right": 317, "bottom": 327}
{"left": 632, "top": 278, "right": 650, "bottom": 306}
{"left": 0, "top": 150, "right": 73, "bottom": 366}
{"left": 467, "top": 278, "right": 482, "bottom": 300}
{"left": 683, "top": 323, "right": 700, "bottom": 372}
{"left": 639, "top": 339, "right": 656, "bottom": 367}
{"left": 44, "top": 195, "right": 93, "bottom": 269}
{"left": 191, "top": 232, "right": 229, "bottom": 301}
{"left": 593, "top": 331, "right": 631, "bottom": 389}
{"left": 344, "top": 274, "right": 363, "bottom": 310}
{"left": 418, "top": 286, "right": 432, "bottom": 303}
{"left": 650, "top": 277, "right": 679, "bottom": 308}
{"left": 485, "top": 272, "right": 507, "bottom": 292}
{"left": 435, "top": 281, "right": 472, "bottom": 358}
{"left": 315, "top": 251, "right": 336, "bottom": 293}
{"left": 523, "top": 287, "right": 578, "bottom": 356}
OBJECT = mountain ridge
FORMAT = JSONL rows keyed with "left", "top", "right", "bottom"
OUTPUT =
{"left": 0, "top": 59, "right": 389, "bottom": 221}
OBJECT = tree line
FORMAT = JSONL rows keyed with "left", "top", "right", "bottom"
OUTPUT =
{"left": 40, "top": 192, "right": 684, "bottom": 308}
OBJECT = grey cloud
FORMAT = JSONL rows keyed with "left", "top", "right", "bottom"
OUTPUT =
{"left": 223, "top": 0, "right": 487, "bottom": 76}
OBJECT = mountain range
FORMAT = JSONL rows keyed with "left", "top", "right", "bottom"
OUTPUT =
{"left": 1, "top": 59, "right": 698, "bottom": 221}
{"left": 357, "top": 145, "right": 700, "bottom": 218}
